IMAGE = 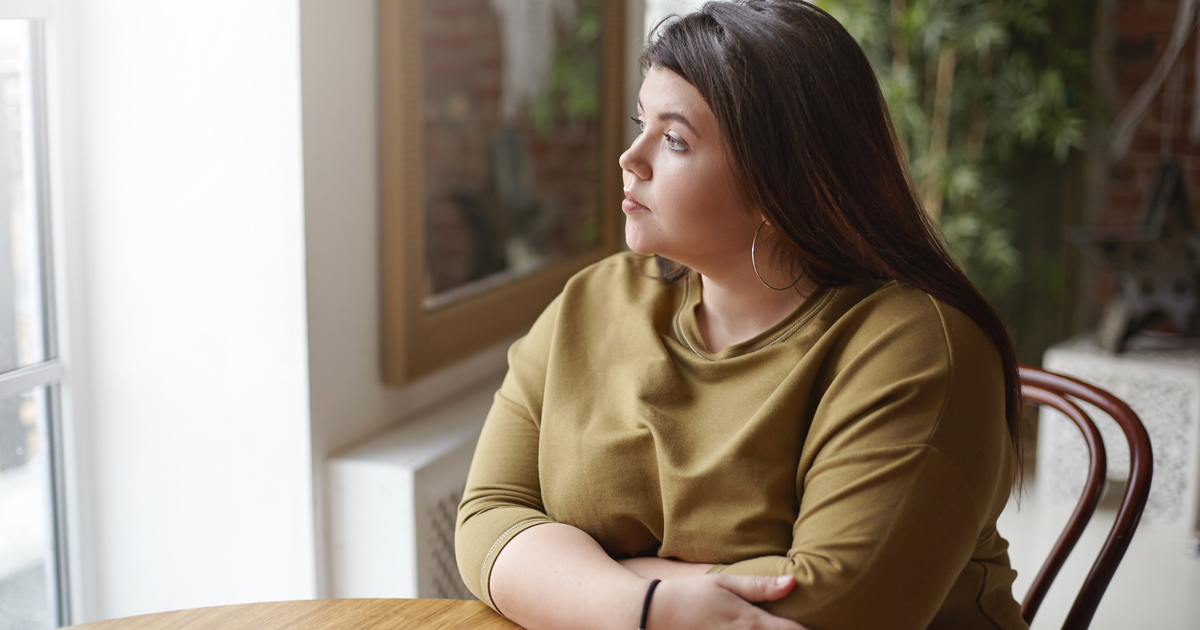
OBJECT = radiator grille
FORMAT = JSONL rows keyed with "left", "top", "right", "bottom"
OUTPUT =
{"left": 428, "top": 488, "right": 474, "bottom": 600}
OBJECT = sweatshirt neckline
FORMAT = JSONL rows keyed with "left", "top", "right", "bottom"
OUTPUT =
{"left": 671, "top": 272, "right": 838, "bottom": 361}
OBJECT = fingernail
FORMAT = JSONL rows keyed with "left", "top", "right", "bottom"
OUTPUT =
{"left": 775, "top": 576, "right": 791, "bottom": 586}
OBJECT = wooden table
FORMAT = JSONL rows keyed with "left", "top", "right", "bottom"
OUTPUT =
{"left": 65, "top": 599, "right": 523, "bottom": 630}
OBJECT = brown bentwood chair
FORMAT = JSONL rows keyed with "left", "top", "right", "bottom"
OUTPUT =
{"left": 1017, "top": 366, "right": 1154, "bottom": 630}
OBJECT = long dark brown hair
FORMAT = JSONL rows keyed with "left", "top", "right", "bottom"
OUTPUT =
{"left": 643, "top": 0, "right": 1024, "bottom": 477}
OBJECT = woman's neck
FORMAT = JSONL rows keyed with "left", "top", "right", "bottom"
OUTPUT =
{"left": 693, "top": 262, "right": 817, "bottom": 354}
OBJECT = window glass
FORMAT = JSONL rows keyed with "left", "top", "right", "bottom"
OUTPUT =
{"left": 0, "top": 19, "right": 49, "bottom": 376}
{"left": 0, "top": 385, "right": 54, "bottom": 630}
{"left": 0, "top": 15, "right": 61, "bottom": 630}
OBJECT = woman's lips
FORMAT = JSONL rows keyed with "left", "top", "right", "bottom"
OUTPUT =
{"left": 622, "top": 193, "right": 650, "bottom": 214}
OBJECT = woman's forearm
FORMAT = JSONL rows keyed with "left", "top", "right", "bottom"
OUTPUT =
{"left": 618, "top": 556, "right": 716, "bottom": 580}
{"left": 488, "top": 522, "right": 651, "bottom": 630}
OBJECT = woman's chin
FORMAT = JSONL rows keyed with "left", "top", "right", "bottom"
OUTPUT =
{"left": 625, "top": 241, "right": 654, "bottom": 255}
{"left": 623, "top": 233, "right": 659, "bottom": 256}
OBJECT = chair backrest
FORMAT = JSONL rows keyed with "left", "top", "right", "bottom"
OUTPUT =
{"left": 1017, "top": 365, "right": 1154, "bottom": 630}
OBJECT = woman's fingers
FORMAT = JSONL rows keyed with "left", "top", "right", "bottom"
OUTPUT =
{"left": 718, "top": 575, "right": 808, "bottom": 630}
{"left": 715, "top": 573, "right": 796, "bottom": 602}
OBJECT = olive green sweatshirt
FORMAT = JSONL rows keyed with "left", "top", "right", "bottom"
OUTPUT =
{"left": 456, "top": 253, "right": 1026, "bottom": 630}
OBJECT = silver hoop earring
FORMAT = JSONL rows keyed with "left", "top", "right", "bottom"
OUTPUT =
{"left": 751, "top": 220, "right": 804, "bottom": 291}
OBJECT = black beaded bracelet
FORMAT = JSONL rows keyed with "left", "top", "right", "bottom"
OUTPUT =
{"left": 637, "top": 579, "right": 662, "bottom": 630}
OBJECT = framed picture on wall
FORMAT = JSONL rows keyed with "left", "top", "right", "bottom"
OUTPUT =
{"left": 379, "top": 0, "right": 628, "bottom": 384}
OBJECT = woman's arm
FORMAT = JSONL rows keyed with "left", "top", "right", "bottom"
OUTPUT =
{"left": 617, "top": 556, "right": 715, "bottom": 579}
{"left": 490, "top": 522, "right": 807, "bottom": 630}
{"left": 456, "top": 388, "right": 806, "bottom": 630}
{"left": 488, "top": 523, "right": 647, "bottom": 630}
{"left": 456, "top": 383, "right": 807, "bottom": 630}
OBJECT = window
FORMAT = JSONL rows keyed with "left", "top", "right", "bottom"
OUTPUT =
{"left": 0, "top": 2, "right": 69, "bottom": 628}
{"left": 378, "top": 0, "right": 626, "bottom": 384}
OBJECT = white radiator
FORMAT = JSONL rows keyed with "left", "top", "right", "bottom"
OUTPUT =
{"left": 328, "top": 381, "right": 499, "bottom": 599}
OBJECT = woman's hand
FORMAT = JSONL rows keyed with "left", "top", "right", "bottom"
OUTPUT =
{"left": 647, "top": 574, "right": 809, "bottom": 630}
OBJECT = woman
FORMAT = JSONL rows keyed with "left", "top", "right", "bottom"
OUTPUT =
{"left": 456, "top": 2, "right": 1027, "bottom": 629}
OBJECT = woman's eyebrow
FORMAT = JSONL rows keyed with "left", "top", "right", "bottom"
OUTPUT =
{"left": 636, "top": 98, "right": 699, "bottom": 135}
{"left": 657, "top": 111, "right": 699, "bottom": 135}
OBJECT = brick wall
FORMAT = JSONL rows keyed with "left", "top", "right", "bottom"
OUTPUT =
{"left": 1106, "top": 0, "right": 1200, "bottom": 229}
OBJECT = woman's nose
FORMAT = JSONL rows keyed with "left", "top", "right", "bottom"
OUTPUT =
{"left": 619, "top": 139, "right": 651, "bottom": 181}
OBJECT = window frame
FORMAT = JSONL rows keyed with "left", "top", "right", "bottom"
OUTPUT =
{"left": 0, "top": 0, "right": 75, "bottom": 626}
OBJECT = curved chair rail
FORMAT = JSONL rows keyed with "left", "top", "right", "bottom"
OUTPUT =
{"left": 1018, "top": 365, "right": 1153, "bottom": 630}
{"left": 1019, "top": 385, "right": 1107, "bottom": 623}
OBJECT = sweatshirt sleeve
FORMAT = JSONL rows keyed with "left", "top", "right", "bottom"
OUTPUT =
{"left": 709, "top": 295, "right": 1015, "bottom": 630}
{"left": 454, "top": 295, "right": 562, "bottom": 610}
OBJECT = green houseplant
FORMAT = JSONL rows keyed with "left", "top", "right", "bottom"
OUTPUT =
{"left": 817, "top": 0, "right": 1091, "bottom": 303}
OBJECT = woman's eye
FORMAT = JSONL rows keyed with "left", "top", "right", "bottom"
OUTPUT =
{"left": 630, "top": 116, "right": 645, "bottom": 134}
{"left": 663, "top": 132, "right": 687, "bottom": 151}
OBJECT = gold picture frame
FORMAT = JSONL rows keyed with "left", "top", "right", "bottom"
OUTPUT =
{"left": 379, "top": 0, "right": 627, "bottom": 384}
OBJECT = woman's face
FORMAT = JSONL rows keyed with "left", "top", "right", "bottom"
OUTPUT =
{"left": 619, "top": 67, "right": 762, "bottom": 271}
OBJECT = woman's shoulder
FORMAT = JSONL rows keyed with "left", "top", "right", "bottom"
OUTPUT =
{"left": 813, "top": 282, "right": 1010, "bottom": 477}
{"left": 824, "top": 280, "right": 1000, "bottom": 375}
{"left": 516, "top": 252, "right": 679, "bottom": 351}
{"left": 558, "top": 251, "right": 679, "bottom": 309}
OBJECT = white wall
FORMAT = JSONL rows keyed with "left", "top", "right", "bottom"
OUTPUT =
{"left": 71, "top": 0, "right": 315, "bottom": 619}
{"left": 64, "top": 0, "right": 513, "bottom": 621}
